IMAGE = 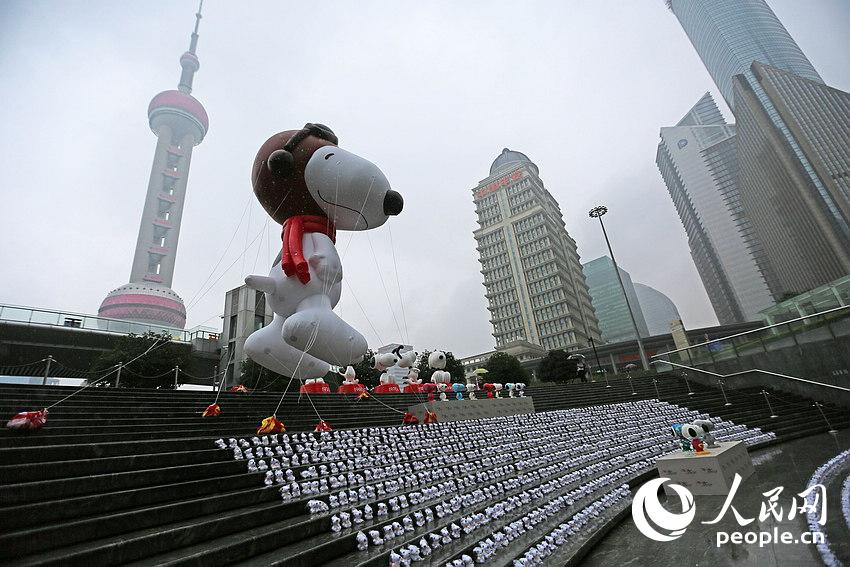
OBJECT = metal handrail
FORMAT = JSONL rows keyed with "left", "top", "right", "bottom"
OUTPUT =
{"left": 0, "top": 302, "right": 219, "bottom": 342}
{"left": 652, "top": 303, "right": 850, "bottom": 358}
{"left": 651, "top": 359, "right": 850, "bottom": 394}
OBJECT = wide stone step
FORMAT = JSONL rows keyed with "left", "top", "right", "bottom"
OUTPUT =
{"left": 0, "top": 459, "right": 247, "bottom": 506}
{"left": 0, "top": 437, "right": 229, "bottom": 465}
{"left": 0, "top": 471, "right": 262, "bottom": 531}
{"left": 0, "top": 448, "right": 228, "bottom": 483}
{"left": 12, "top": 498, "right": 287, "bottom": 566}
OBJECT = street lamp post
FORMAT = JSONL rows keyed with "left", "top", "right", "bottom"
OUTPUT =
{"left": 588, "top": 205, "right": 650, "bottom": 371}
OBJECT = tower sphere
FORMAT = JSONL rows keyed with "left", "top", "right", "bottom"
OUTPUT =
{"left": 148, "top": 90, "right": 209, "bottom": 142}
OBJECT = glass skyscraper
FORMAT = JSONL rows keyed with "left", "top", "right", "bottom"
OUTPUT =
{"left": 666, "top": 0, "right": 850, "bottom": 301}
{"left": 656, "top": 93, "right": 775, "bottom": 323}
{"left": 666, "top": 0, "right": 822, "bottom": 110}
{"left": 733, "top": 62, "right": 850, "bottom": 297}
{"left": 473, "top": 149, "right": 601, "bottom": 351}
{"left": 582, "top": 256, "right": 649, "bottom": 344}
{"left": 634, "top": 283, "right": 682, "bottom": 337}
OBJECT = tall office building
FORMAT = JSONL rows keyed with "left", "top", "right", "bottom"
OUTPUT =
{"left": 473, "top": 149, "right": 601, "bottom": 351}
{"left": 666, "top": 0, "right": 850, "bottom": 301}
{"left": 634, "top": 283, "right": 681, "bottom": 337}
{"left": 665, "top": 0, "right": 822, "bottom": 110}
{"left": 733, "top": 62, "right": 850, "bottom": 298}
{"left": 220, "top": 284, "right": 273, "bottom": 386}
{"left": 99, "top": 3, "right": 209, "bottom": 328}
{"left": 656, "top": 93, "right": 774, "bottom": 323}
{"left": 582, "top": 257, "right": 649, "bottom": 344}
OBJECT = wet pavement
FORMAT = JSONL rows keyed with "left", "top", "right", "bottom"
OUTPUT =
{"left": 579, "top": 429, "right": 850, "bottom": 567}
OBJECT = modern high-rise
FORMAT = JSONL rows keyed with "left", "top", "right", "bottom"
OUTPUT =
{"left": 733, "top": 62, "right": 850, "bottom": 298}
{"left": 665, "top": 0, "right": 822, "bottom": 110}
{"left": 666, "top": 0, "right": 850, "bottom": 301}
{"left": 656, "top": 93, "right": 774, "bottom": 323}
{"left": 473, "top": 149, "right": 601, "bottom": 351}
{"left": 99, "top": 3, "right": 209, "bottom": 328}
{"left": 220, "top": 284, "right": 273, "bottom": 386}
{"left": 582, "top": 256, "right": 649, "bottom": 344}
{"left": 633, "top": 283, "right": 681, "bottom": 337}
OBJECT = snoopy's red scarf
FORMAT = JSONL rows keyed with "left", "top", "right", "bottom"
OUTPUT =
{"left": 281, "top": 215, "right": 336, "bottom": 284}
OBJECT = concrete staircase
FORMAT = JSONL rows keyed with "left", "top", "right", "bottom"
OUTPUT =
{"left": 0, "top": 374, "right": 846, "bottom": 566}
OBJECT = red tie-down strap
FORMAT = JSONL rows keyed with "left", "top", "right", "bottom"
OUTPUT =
{"left": 281, "top": 215, "right": 337, "bottom": 284}
{"left": 6, "top": 409, "right": 48, "bottom": 430}
{"left": 202, "top": 403, "right": 221, "bottom": 417}
{"left": 257, "top": 415, "right": 285, "bottom": 434}
{"left": 402, "top": 412, "right": 419, "bottom": 425}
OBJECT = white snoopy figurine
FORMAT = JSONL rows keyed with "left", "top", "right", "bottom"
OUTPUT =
{"left": 429, "top": 351, "right": 452, "bottom": 401}
{"left": 244, "top": 124, "right": 403, "bottom": 380}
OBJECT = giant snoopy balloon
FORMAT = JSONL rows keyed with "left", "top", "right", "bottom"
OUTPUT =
{"left": 243, "top": 124, "right": 403, "bottom": 379}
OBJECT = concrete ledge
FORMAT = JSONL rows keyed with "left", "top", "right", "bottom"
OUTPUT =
{"left": 407, "top": 396, "right": 535, "bottom": 422}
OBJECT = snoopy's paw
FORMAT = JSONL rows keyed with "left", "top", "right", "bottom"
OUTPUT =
{"left": 308, "top": 254, "right": 342, "bottom": 284}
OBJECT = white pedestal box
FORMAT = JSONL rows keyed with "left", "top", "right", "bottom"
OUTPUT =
{"left": 656, "top": 441, "right": 754, "bottom": 496}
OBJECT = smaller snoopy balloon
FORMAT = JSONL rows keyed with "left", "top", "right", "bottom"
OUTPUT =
{"left": 244, "top": 124, "right": 403, "bottom": 380}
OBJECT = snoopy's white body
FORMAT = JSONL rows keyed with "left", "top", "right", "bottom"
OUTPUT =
{"left": 244, "top": 232, "right": 367, "bottom": 380}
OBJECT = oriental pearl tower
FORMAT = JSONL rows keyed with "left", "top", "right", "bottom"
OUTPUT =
{"left": 99, "top": 2, "right": 209, "bottom": 329}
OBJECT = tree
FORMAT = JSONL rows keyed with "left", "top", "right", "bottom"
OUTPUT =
{"left": 349, "top": 349, "right": 382, "bottom": 388}
{"left": 89, "top": 331, "right": 189, "bottom": 389}
{"left": 483, "top": 351, "right": 529, "bottom": 384}
{"left": 415, "top": 350, "right": 465, "bottom": 383}
{"left": 538, "top": 349, "right": 579, "bottom": 382}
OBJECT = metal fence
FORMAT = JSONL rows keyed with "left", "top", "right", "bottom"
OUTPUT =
{"left": 0, "top": 303, "right": 219, "bottom": 343}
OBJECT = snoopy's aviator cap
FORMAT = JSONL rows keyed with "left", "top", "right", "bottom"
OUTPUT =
{"left": 251, "top": 124, "right": 339, "bottom": 224}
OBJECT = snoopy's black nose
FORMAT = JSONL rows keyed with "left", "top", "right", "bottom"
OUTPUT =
{"left": 383, "top": 190, "right": 403, "bottom": 216}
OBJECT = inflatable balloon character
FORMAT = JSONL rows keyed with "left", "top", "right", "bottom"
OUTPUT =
{"left": 337, "top": 365, "right": 366, "bottom": 394}
{"left": 429, "top": 351, "right": 451, "bottom": 401}
{"left": 243, "top": 123, "right": 403, "bottom": 383}
{"left": 493, "top": 383, "right": 503, "bottom": 398}
{"left": 403, "top": 367, "right": 423, "bottom": 393}
{"left": 693, "top": 419, "right": 720, "bottom": 448}
{"left": 681, "top": 422, "right": 709, "bottom": 454}
{"left": 451, "top": 383, "right": 466, "bottom": 401}
{"left": 393, "top": 345, "right": 418, "bottom": 369}
{"left": 505, "top": 383, "right": 515, "bottom": 398}
{"left": 374, "top": 372, "right": 401, "bottom": 394}
{"left": 300, "top": 377, "right": 331, "bottom": 394}
{"left": 371, "top": 351, "right": 399, "bottom": 372}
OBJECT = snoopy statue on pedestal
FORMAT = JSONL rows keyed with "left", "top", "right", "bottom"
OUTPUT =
{"left": 243, "top": 124, "right": 403, "bottom": 380}
{"left": 429, "top": 351, "right": 452, "bottom": 401}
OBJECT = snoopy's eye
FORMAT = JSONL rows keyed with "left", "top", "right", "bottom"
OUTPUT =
{"left": 324, "top": 153, "right": 335, "bottom": 160}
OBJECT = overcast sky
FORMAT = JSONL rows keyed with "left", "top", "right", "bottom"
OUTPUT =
{"left": 1, "top": 0, "right": 848, "bottom": 358}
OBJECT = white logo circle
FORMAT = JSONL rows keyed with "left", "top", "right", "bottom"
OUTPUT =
{"left": 632, "top": 477, "right": 696, "bottom": 542}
